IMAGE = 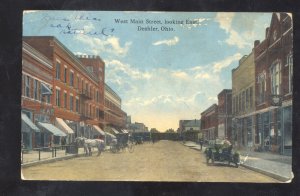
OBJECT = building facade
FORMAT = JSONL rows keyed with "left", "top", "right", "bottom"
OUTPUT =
{"left": 23, "top": 36, "right": 112, "bottom": 146}
{"left": 104, "top": 84, "right": 127, "bottom": 131}
{"left": 217, "top": 89, "right": 232, "bottom": 141}
{"left": 253, "top": 13, "right": 293, "bottom": 155}
{"left": 22, "top": 41, "right": 56, "bottom": 149}
{"left": 200, "top": 104, "right": 218, "bottom": 141}
{"left": 232, "top": 53, "right": 256, "bottom": 148}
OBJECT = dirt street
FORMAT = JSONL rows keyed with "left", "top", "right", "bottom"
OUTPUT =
{"left": 22, "top": 140, "right": 278, "bottom": 182}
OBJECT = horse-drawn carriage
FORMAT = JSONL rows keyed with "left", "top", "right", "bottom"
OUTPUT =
{"left": 110, "top": 133, "right": 134, "bottom": 153}
{"left": 204, "top": 139, "right": 240, "bottom": 167}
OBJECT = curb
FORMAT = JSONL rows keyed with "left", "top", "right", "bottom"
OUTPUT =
{"left": 21, "top": 153, "right": 87, "bottom": 168}
{"left": 181, "top": 142, "right": 291, "bottom": 183}
{"left": 239, "top": 163, "right": 291, "bottom": 182}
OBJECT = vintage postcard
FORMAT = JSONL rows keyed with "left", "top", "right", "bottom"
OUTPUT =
{"left": 21, "top": 11, "right": 293, "bottom": 182}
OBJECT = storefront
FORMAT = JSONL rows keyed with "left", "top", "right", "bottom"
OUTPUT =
{"left": 37, "top": 121, "right": 66, "bottom": 146}
{"left": 21, "top": 112, "right": 40, "bottom": 149}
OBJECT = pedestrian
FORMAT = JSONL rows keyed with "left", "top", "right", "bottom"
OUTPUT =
{"left": 199, "top": 138, "right": 203, "bottom": 151}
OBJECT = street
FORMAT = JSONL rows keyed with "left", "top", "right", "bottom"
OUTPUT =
{"left": 22, "top": 140, "right": 278, "bottom": 182}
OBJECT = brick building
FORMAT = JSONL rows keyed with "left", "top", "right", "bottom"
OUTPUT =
{"left": 232, "top": 53, "right": 256, "bottom": 148}
{"left": 104, "top": 84, "right": 127, "bottom": 133}
{"left": 23, "top": 36, "right": 107, "bottom": 144}
{"left": 22, "top": 41, "right": 60, "bottom": 149}
{"left": 217, "top": 89, "right": 232, "bottom": 141}
{"left": 253, "top": 13, "right": 293, "bottom": 155}
{"left": 200, "top": 104, "right": 218, "bottom": 141}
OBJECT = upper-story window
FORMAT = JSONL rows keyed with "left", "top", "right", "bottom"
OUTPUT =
{"left": 25, "top": 75, "right": 30, "bottom": 97}
{"left": 56, "top": 89, "right": 61, "bottom": 107}
{"left": 64, "top": 67, "right": 67, "bottom": 83}
{"left": 270, "top": 61, "right": 281, "bottom": 95}
{"left": 70, "top": 71, "right": 74, "bottom": 87}
{"left": 34, "top": 79, "right": 38, "bottom": 100}
{"left": 287, "top": 53, "right": 293, "bottom": 93}
{"left": 56, "top": 62, "right": 61, "bottom": 80}
{"left": 70, "top": 95, "right": 73, "bottom": 111}
{"left": 258, "top": 73, "right": 266, "bottom": 104}
{"left": 64, "top": 92, "right": 67, "bottom": 108}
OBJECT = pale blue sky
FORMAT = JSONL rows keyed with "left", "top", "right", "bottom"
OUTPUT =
{"left": 23, "top": 11, "right": 272, "bottom": 131}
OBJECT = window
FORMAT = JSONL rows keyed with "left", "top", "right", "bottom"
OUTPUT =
{"left": 64, "top": 92, "right": 67, "bottom": 108}
{"left": 56, "top": 89, "right": 61, "bottom": 107}
{"left": 96, "top": 91, "right": 99, "bottom": 102}
{"left": 75, "top": 98, "right": 79, "bottom": 113}
{"left": 56, "top": 62, "right": 61, "bottom": 80}
{"left": 70, "top": 95, "right": 73, "bottom": 111}
{"left": 64, "top": 67, "right": 67, "bottom": 83}
{"left": 34, "top": 79, "right": 38, "bottom": 100}
{"left": 270, "top": 61, "right": 281, "bottom": 95}
{"left": 258, "top": 73, "right": 266, "bottom": 104}
{"left": 70, "top": 72, "right": 74, "bottom": 86}
{"left": 250, "top": 87, "right": 253, "bottom": 108}
{"left": 77, "top": 76, "right": 80, "bottom": 89}
{"left": 287, "top": 54, "right": 293, "bottom": 93}
{"left": 25, "top": 76, "right": 30, "bottom": 97}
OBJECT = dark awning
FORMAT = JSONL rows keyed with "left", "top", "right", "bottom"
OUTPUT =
{"left": 37, "top": 122, "right": 66, "bottom": 136}
{"left": 21, "top": 113, "right": 39, "bottom": 132}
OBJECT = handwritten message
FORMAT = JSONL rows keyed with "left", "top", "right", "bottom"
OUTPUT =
{"left": 43, "top": 14, "right": 114, "bottom": 37}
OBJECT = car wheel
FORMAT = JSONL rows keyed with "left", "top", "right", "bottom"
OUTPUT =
{"left": 206, "top": 157, "right": 209, "bottom": 165}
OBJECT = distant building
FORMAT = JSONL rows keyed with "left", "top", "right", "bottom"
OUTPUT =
{"left": 104, "top": 84, "right": 127, "bottom": 131}
{"left": 217, "top": 89, "right": 232, "bottom": 141}
{"left": 200, "top": 104, "right": 218, "bottom": 140}
{"left": 129, "top": 122, "right": 148, "bottom": 133}
{"left": 232, "top": 52, "right": 255, "bottom": 148}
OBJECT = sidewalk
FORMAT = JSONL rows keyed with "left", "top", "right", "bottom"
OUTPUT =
{"left": 21, "top": 147, "right": 110, "bottom": 168}
{"left": 182, "top": 141, "right": 293, "bottom": 182}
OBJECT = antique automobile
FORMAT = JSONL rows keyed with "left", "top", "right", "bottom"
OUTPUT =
{"left": 204, "top": 139, "right": 240, "bottom": 168}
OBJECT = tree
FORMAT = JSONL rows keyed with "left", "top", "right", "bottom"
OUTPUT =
{"left": 165, "top": 128, "right": 175, "bottom": 133}
{"left": 150, "top": 128, "right": 159, "bottom": 133}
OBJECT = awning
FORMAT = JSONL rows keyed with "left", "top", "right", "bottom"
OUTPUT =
{"left": 93, "top": 125, "right": 105, "bottom": 136}
{"left": 37, "top": 122, "right": 67, "bottom": 136}
{"left": 21, "top": 113, "right": 39, "bottom": 132}
{"left": 41, "top": 83, "right": 52, "bottom": 95}
{"left": 111, "top": 127, "right": 120, "bottom": 134}
{"left": 105, "top": 132, "right": 116, "bottom": 139}
{"left": 55, "top": 118, "right": 74, "bottom": 134}
{"left": 121, "top": 129, "right": 129, "bottom": 133}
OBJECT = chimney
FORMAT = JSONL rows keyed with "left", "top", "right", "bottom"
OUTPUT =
{"left": 254, "top": 40, "right": 260, "bottom": 48}
{"left": 265, "top": 27, "right": 270, "bottom": 38}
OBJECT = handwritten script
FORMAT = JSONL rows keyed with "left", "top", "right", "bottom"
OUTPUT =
{"left": 43, "top": 14, "right": 114, "bottom": 37}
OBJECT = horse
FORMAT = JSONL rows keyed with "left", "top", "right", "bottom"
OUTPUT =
{"left": 75, "top": 137, "right": 105, "bottom": 156}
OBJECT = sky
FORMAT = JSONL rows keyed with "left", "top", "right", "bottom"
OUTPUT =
{"left": 23, "top": 11, "right": 272, "bottom": 132}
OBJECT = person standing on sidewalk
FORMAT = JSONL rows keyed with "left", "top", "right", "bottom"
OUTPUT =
{"left": 199, "top": 138, "right": 203, "bottom": 151}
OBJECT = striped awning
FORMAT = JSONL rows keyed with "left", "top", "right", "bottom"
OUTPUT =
{"left": 93, "top": 125, "right": 105, "bottom": 136}
{"left": 55, "top": 118, "right": 74, "bottom": 134}
{"left": 37, "top": 122, "right": 66, "bottom": 137}
{"left": 105, "top": 132, "right": 116, "bottom": 139}
{"left": 111, "top": 127, "right": 119, "bottom": 134}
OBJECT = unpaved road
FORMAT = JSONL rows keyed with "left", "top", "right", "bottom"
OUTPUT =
{"left": 22, "top": 140, "right": 278, "bottom": 182}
